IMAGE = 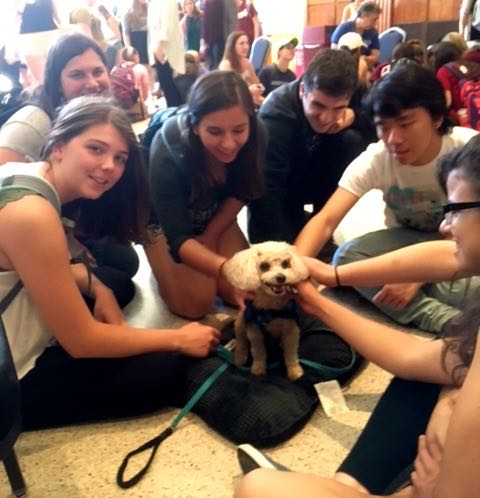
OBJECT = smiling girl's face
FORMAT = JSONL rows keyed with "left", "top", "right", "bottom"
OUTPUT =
{"left": 194, "top": 104, "right": 250, "bottom": 167}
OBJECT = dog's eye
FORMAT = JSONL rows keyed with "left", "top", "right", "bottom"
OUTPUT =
{"left": 281, "top": 259, "right": 291, "bottom": 269}
{"left": 259, "top": 262, "right": 270, "bottom": 272}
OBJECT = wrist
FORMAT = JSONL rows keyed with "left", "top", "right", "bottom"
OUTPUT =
{"left": 333, "top": 265, "right": 341, "bottom": 287}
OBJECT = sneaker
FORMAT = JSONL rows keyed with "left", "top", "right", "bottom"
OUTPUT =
{"left": 236, "top": 444, "right": 290, "bottom": 474}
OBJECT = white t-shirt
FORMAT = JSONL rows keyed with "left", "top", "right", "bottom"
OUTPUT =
{"left": 339, "top": 126, "right": 478, "bottom": 232}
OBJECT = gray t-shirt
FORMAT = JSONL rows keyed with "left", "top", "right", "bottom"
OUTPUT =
{"left": 0, "top": 105, "right": 52, "bottom": 161}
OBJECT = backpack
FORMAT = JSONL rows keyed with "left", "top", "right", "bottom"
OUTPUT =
{"left": 0, "top": 85, "right": 24, "bottom": 128}
{"left": 445, "top": 61, "right": 480, "bottom": 130}
{"left": 139, "top": 106, "right": 187, "bottom": 166}
{"left": 110, "top": 62, "right": 139, "bottom": 109}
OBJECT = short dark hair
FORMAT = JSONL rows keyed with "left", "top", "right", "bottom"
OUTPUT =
{"left": 303, "top": 48, "right": 358, "bottom": 97}
{"left": 43, "top": 96, "right": 150, "bottom": 244}
{"left": 186, "top": 70, "right": 264, "bottom": 202}
{"left": 31, "top": 34, "right": 108, "bottom": 119}
{"left": 364, "top": 62, "right": 451, "bottom": 134}
{"left": 357, "top": 1, "right": 382, "bottom": 17}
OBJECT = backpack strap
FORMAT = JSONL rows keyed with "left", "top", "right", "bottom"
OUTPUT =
{"left": 0, "top": 174, "right": 62, "bottom": 313}
{"left": 0, "top": 174, "right": 61, "bottom": 214}
{"left": 445, "top": 61, "right": 480, "bottom": 81}
{"left": 160, "top": 108, "right": 189, "bottom": 168}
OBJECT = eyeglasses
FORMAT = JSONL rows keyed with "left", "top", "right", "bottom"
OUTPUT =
{"left": 442, "top": 201, "right": 480, "bottom": 223}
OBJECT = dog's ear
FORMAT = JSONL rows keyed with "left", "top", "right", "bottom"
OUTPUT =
{"left": 289, "top": 247, "right": 309, "bottom": 283}
{"left": 222, "top": 247, "right": 261, "bottom": 291}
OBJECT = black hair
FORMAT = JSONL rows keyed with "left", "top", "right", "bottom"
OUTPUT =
{"left": 357, "top": 1, "right": 382, "bottom": 17}
{"left": 30, "top": 34, "right": 108, "bottom": 119}
{"left": 364, "top": 62, "right": 451, "bottom": 134}
{"left": 43, "top": 95, "right": 150, "bottom": 244}
{"left": 303, "top": 48, "right": 358, "bottom": 97}
{"left": 427, "top": 41, "right": 463, "bottom": 73}
{"left": 185, "top": 70, "right": 264, "bottom": 203}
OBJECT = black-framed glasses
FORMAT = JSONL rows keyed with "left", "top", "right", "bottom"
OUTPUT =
{"left": 442, "top": 201, "right": 480, "bottom": 223}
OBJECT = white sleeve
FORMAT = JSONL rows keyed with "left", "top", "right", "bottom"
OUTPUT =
{"left": 338, "top": 141, "right": 386, "bottom": 198}
{"left": 0, "top": 106, "right": 51, "bottom": 161}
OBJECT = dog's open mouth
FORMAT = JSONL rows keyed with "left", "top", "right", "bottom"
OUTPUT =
{"left": 265, "top": 283, "right": 289, "bottom": 295}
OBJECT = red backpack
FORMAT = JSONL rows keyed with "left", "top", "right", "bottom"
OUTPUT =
{"left": 445, "top": 61, "right": 480, "bottom": 130}
{"left": 110, "top": 62, "right": 139, "bottom": 109}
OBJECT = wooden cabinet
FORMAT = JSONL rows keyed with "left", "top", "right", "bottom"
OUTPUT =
{"left": 307, "top": 0, "right": 462, "bottom": 28}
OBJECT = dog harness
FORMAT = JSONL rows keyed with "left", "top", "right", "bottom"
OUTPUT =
{"left": 244, "top": 299, "right": 299, "bottom": 331}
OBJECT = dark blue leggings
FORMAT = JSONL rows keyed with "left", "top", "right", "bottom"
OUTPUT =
{"left": 337, "top": 377, "right": 441, "bottom": 494}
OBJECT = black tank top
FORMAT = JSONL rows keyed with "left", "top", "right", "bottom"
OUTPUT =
{"left": 20, "top": 0, "right": 57, "bottom": 34}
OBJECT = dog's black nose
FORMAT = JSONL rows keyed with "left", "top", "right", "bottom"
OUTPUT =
{"left": 275, "top": 274, "right": 286, "bottom": 284}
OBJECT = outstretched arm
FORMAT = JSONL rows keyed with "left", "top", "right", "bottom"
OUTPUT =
{"left": 2, "top": 196, "right": 220, "bottom": 359}
{"left": 305, "top": 240, "right": 464, "bottom": 288}
{"left": 294, "top": 280, "right": 456, "bottom": 384}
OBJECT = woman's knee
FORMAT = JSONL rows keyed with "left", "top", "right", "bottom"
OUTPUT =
{"left": 161, "top": 288, "right": 216, "bottom": 319}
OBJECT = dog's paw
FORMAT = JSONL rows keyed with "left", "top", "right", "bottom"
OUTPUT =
{"left": 250, "top": 361, "right": 266, "bottom": 376}
{"left": 287, "top": 364, "right": 304, "bottom": 381}
{"left": 234, "top": 349, "right": 248, "bottom": 366}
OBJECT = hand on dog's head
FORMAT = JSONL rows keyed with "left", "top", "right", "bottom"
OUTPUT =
{"left": 222, "top": 241, "right": 309, "bottom": 295}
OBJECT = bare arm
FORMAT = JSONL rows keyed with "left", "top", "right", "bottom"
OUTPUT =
{"left": 201, "top": 197, "right": 244, "bottom": 241}
{"left": 364, "top": 48, "right": 380, "bottom": 66}
{"left": 305, "top": 240, "right": 464, "bottom": 288}
{"left": 433, "top": 330, "right": 480, "bottom": 497}
{"left": 1, "top": 196, "right": 220, "bottom": 358}
{"left": 178, "top": 238, "right": 227, "bottom": 277}
{"left": 294, "top": 280, "right": 455, "bottom": 384}
{"left": 295, "top": 187, "right": 359, "bottom": 256}
{"left": 0, "top": 148, "right": 27, "bottom": 166}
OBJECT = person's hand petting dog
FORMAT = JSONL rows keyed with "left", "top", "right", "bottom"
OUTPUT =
{"left": 175, "top": 322, "right": 221, "bottom": 357}
{"left": 292, "top": 279, "right": 323, "bottom": 316}
{"left": 373, "top": 282, "right": 423, "bottom": 310}
{"left": 301, "top": 257, "right": 337, "bottom": 287}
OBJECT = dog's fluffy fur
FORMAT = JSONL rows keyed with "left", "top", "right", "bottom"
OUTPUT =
{"left": 222, "top": 241, "right": 309, "bottom": 380}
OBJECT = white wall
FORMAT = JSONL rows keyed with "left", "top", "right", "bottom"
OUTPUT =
{"left": 254, "top": 0, "right": 307, "bottom": 36}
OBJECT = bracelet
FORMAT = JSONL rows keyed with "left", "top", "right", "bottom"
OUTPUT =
{"left": 334, "top": 265, "right": 341, "bottom": 287}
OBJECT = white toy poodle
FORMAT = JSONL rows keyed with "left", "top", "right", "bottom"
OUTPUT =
{"left": 222, "top": 241, "right": 309, "bottom": 380}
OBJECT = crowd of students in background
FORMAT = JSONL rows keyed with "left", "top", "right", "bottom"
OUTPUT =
{"left": 3, "top": 1, "right": 480, "bottom": 497}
